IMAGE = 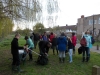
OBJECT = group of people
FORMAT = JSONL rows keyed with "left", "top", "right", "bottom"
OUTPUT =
{"left": 11, "top": 31, "right": 93, "bottom": 72}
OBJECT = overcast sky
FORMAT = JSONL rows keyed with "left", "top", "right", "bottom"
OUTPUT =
{"left": 13, "top": 0, "right": 100, "bottom": 30}
{"left": 55, "top": 0, "right": 100, "bottom": 26}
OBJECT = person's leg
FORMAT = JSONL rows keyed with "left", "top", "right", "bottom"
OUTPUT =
{"left": 34, "top": 41, "right": 36, "bottom": 49}
{"left": 46, "top": 47, "right": 49, "bottom": 54}
{"left": 12, "top": 54, "right": 17, "bottom": 71}
{"left": 69, "top": 49, "right": 73, "bottom": 63}
{"left": 86, "top": 47, "right": 89, "bottom": 62}
{"left": 82, "top": 46, "right": 85, "bottom": 62}
{"left": 59, "top": 51, "right": 62, "bottom": 63}
{"left": 56, "top": 46, "right": 58, "bottom": 55}
{"left": 15, "top": 54, "right": 24, "bottom": 72}
{"left": 88, "top": 48, "right": 90, "bottom": 60}
{"left": 52, "top": 46, "right": 55, "bottom": 55}
{"left": 62, "top": 51, "right": 65, "bottom": 63}
{"left": 73, "top": 45, "right": 75, "bottom": 54}
{"left": 29, "top": 50, "right": 33, "bottom": 60}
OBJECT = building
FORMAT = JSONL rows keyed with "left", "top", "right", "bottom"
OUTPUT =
{"left": 77, "top": 14, "right": 100, "bottom": 36}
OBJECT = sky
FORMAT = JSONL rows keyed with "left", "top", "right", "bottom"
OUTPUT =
{"left": 13, "top": 0, "right": 100, "bottom": 30}
{"left": 55, "top": 0, "right": 100, "bottom": 26}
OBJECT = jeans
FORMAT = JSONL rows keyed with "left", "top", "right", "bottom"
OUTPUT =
{"left": 68, "top": 49, "right": 73, "bottom": 62}
{"left": 82, "top": 46, "right": 89, "bottom": 58}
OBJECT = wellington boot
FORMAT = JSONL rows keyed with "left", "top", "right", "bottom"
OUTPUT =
{"left": 16, "top": 66, "right": 24, "bottom": 73}
{"left": 12, "top": 65, "right": 17, "bottom": 71}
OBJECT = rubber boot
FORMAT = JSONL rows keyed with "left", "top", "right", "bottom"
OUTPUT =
{"left": 82, "top": 57, "right": 85, "bottom": 62}
{"left": 88, "top": 54, "right": 90, "bottom": 60}
{"left": 59, "top": 58, "right": 62, "bottom": 63}
{"left": 57, "top": 50, "right": 58, "bottom": 55}
{"left": 16, "top": 66, "right": 24, "bottom": 73}
{"left": 53, "top": 49, "right": 55, "bottom": 55}
{"left": 62, "top": 58, "right": 65, "bottom": 63}
{"left": 12, "top": 65, "right": 17, "bottom": 71}
{"left": 86, "top": 57, "right": 88, "bottom": 62}
{"left": 29, "top": 52, "right": 33, "bottom": 61}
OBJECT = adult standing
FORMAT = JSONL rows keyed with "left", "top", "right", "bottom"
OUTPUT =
{"left": 82, "top": 31, "right": 91, "bottom": 62}
{"left": 71, "top": 32, "right": 77, "bottom": 54}
{"left": 11, "top": 33, "right": 24, "bottom": 72}
{"left": 32, "top": 32, "right": 39, "bottom": 49}
{"left": 57, "top": 32, "right": 67, "bottom": 63}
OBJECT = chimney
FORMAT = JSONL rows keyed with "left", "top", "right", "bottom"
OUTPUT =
{"left": 81, "top": 15, "right": 84, "bottom": 18}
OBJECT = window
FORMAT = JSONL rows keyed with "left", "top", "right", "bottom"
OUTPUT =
{"left": 94, "top": 20, "right": 97, "bottom": 24}
{"left": 98, "top": 18, "right": 100, "bottom": 24}
{"left": 89, "top": 20, "right": 93, "bottom": 25}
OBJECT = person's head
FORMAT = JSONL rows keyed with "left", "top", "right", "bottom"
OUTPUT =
{"left": 61, "top": 32, "right": 65, "bottom": 36}
{"left": 72, "top": 32, "right": 75, "bottom": 36}
{"left": 15, "top": 33, "right": 20, "bottom": 39}
{"left": 47, "top": 42, "right": 52, "bottom": 47}
{"left": 85, "top": 31, "right": 90, "bottom": 35}
{"left": 67, "top": 36, "right": 72, "bottom": 42}
{"left": 24, "top": 36, "right": 28, "bottom": 40}
{"left": 50, "top": 32, "right": 53, "bottom": 35}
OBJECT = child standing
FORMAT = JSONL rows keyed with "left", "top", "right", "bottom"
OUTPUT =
{"left": 68, "top": 37, "right": 73, "bottom": 63}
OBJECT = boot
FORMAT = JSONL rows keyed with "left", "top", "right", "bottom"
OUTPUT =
{"left": 59, "top": 58, "right": 62, "bottom": 63}
{"left": 88, "top": 54, "right": 90, "bottom": 60}
{"left": 16, "top": 66, "right": 24, "bottom": 73}
{"left": 53, "top": 50, "right": 55, "bottom": 55}
{"left": 82, "top": 57, "right": 85, "bottom": 62}
{"left": 29, "top": 53, "right": 33, "bottom": 61}
{"left": 12, "top": 65, "right": 17, "bottom": 71}
{"left": 62, "top": 58, "right": 65, "bottom": 63}
{"left": 86, "top": 57, "right": 89, "bottom": 62}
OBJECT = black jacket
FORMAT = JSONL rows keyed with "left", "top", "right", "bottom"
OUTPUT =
{"left": 52, "top": 37, "right": 57, "bottom": 46}
{"left": 38, "top": 41, "right": 49, "bottom": 54}
{"left": 11, "top": 38, "right": 23, "bottom": 54}
{"left": 68, "top": 39, "right": 73, "bottom": 49}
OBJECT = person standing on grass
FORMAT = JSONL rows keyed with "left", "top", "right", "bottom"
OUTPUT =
{"left": 24, "top": 36, "right": 34, "bottom": 61}
{"left": 67, "top": 37, "right": 73, "bottom": 63}
{"left": 51, "top": 34, "right": 58, "bottom": 55}
{"left": 11, "top": 33, "right": 25, "bottom": 72}
{"left": 57, "top": 32, "right": 67, "bottom": 63}
{"left": 71, "top": 32, "right": 77, "bottom": 54}
{"left": 82, "top": 31, "right": 91, "bottom": 62}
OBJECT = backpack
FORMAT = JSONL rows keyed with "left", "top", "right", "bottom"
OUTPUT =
{"left": 36, "top": 53, "right": 48, "bottom": 65}
{"left": 80, "top": 36, "right": 87, "bottom": 46}
{"left": 91, "top": 36, "right": 95, "bottom": 44}
{"left": 78, "top": 46, "right": 83, "bottom": 54}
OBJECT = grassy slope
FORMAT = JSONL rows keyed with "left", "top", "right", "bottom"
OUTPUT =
{"left": 0, "top": 35, "right": 100, "bottom": 75}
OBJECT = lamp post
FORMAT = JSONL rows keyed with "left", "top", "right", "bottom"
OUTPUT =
{"left": 93, "top": 15, "right": 94, "bottom": 37}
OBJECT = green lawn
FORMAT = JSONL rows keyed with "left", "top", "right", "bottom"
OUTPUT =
{"left": 0, "top": 35, "right": 100, "bottom": 75}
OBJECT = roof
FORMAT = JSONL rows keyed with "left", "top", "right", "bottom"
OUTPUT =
{"left": 59, "top": 25, "right": 77, "bottom": 30}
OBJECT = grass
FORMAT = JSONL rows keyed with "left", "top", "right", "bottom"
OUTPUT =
{"left": 93, "top": 41, "right": 100, "bottom": 46}
{"left": 0, "top": 35, "right": 100, "bottom": 75}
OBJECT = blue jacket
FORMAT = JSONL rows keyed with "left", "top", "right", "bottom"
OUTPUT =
{"left": 57, "top": 36, "right": 67, "bottom": 51}
{"left": 83, "top": 34, "right": 91, "bottom": 48}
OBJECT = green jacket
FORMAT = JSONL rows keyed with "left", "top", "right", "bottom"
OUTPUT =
{"left": 26, "top": 38, "right": 34, "bottom": 49}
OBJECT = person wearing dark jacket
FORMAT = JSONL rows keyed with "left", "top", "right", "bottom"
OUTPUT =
{"left": 32, "top": 32, "right": 39, "bottom": 49}
{"left": 51, "top": 34, "right": 58, "bottom": 55}
{"left": 57, "top": 32, "right": 67, "bottom": 63}
{"left": 38, "top": 41, "right": 51, "bottom": 55}
{"left": 11, "top": 33, "right": 24, "bottom": 72}
{"left": 67, "top": 37, "right": 73, "bottom": 63}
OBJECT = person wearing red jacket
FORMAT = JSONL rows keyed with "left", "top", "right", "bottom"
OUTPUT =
{"left": 71, "top": 32, "right": 77, "bottom": 54}
{"left": 49, "top": 32, "right": 55, "bottom": 43}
